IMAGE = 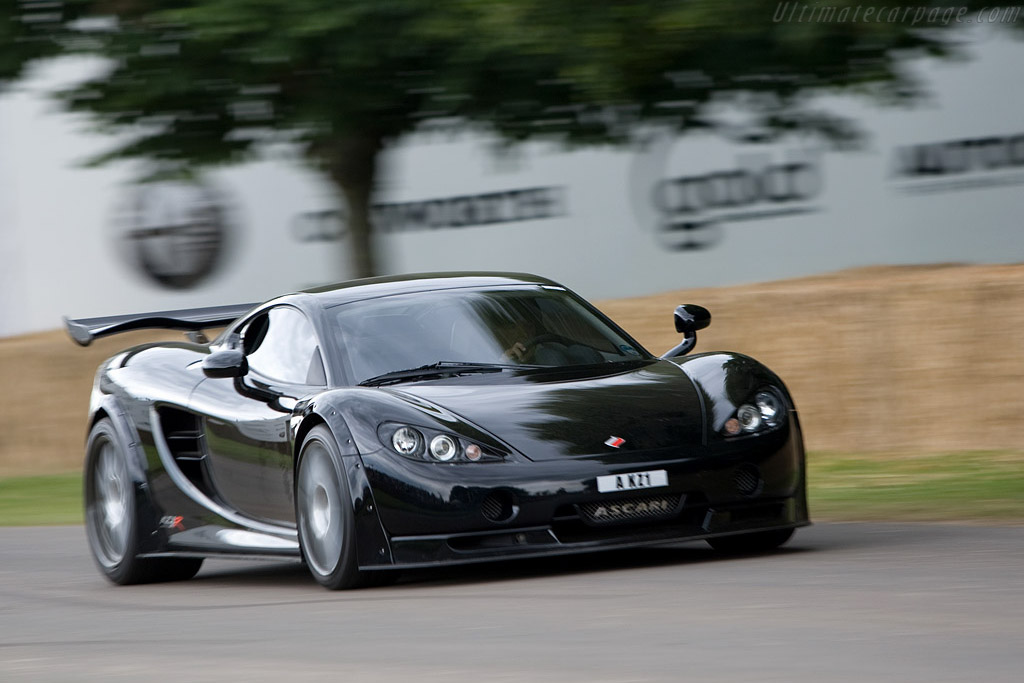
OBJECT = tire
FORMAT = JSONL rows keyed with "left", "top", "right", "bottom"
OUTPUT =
{"left": 296, "top": 426, "right": 364, "bottom": 589}
{"left": 706, "top": 528, "right": 795, "bottom": 554}
{"left": 84, "top": 419, "right": 203, "bottom": 584}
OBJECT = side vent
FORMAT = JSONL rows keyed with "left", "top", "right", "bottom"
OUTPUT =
{"left": 156, "top": 407, "right": 214, "bottom": 497}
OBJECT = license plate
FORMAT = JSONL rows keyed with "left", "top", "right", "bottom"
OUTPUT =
{"left": 596, "top": 469, "right": 668, "bottom": 493}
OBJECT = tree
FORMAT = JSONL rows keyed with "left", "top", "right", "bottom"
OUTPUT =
{"left": 3, "top": 1, "right": 1016, "bottom": 277}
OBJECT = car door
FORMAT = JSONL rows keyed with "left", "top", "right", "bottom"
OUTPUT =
{"left": 189, "top": 305, "right": 328, "bottom": 524}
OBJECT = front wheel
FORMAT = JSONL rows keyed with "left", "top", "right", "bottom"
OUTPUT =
{"left": 296, "top": 426, "right": 363, "bottom": 590}
{"left": 706, "top": 528, "right": 794, "bottom": 554}
{"left": 84, "top": 418, "right": 203, "bottom": 584}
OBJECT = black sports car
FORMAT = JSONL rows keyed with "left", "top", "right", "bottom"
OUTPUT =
{"left": 66, "top": 272, "right": 808, "bottom": 589}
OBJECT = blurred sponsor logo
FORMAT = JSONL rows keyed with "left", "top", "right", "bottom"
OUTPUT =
{"left": 119, "top": 181, "right": 233, "bottom": 290}
{"left": 892, "top": 133, "right": 1024, "bottom": 193}
{"left": 292, "top": 187, "right": 567, "bottom": 242}
{"left": 648, "top": 149, "right": 823, "bottom": 250}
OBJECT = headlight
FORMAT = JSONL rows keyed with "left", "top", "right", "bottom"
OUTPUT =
{"left": 429, "top": 435, "right": 457, "bottom": 462}
{"left": 378, "top": 422, "right": 503, "bottom": 463}
{"left": 720, "top": 388, "right": 787, "bottom": 437}
{"left": 391, "top": 426, "right": 423, "bottom": 456}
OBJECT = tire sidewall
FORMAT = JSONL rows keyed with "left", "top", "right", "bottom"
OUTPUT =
{"left": 296, "top": 425, "right": 360, "bottom": 589}
{"left": 84, "top": 418, "right": 141, "bottom": 584}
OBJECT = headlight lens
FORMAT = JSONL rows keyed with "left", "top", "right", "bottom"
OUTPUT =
{"left": 737, "top": 404, "right": 762, "bottom": 432}
{"left": 721, "top": 388, "right": 787, "bottom": 437}
{"left": 755, "top": 391, "right": 782, "bottom": 427}
{"left": 392, "top": 426, "right": 423, "bottom": 455}
{"left": 429, "top": 435, "right": 457, "bottom": 462}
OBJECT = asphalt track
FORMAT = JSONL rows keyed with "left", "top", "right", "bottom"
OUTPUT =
{"left": 1, "top": 522, "right": 1022, "bottom": 682}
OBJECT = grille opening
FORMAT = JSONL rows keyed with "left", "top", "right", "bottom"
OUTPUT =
{"left": 480, "top": 491, "right": 517, "bottom": 523}
{"left": 552, "top": 506, "right": 707, "bottom": 544}
{"left": 733, "top": 464, "right": 764, "bottom": 497}
{"left": 447, "top": 529, "right": 554, "bottom": 552}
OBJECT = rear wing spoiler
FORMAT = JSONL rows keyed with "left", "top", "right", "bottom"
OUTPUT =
{"left": 63, "top": 302, "right": 258, "bottom": 347}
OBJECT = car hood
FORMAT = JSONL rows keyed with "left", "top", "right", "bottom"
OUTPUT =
{"left": 390, "top": 360, "right": 704, "bottom": 461}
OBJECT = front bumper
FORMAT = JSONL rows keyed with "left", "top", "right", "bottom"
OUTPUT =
{"left": 357, "top": 417, "right": 809, "bottom": 569}
{"left": 378, "top": 497, "right": 807, "bottom": 569}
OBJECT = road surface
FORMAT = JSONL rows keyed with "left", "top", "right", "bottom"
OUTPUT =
{"left": 1, "top": 522, "right": 1022, "bottom": 682}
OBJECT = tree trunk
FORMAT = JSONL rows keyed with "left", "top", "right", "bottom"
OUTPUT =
{"left": 324, "top": 135, "right": 383, "bottom": 279}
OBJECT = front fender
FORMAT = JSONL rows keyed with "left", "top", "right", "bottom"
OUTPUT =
{"left": 88, "top": 387, "right": 166, "bottom": 555}
{"left": 675, "top": 352, "right": 797, "bottom": 435}
{"left": 294, "top": 387, "right": 514, "bottom": 569}
{"left": 293, "top": 394, "right": 396, "bottom": 569}
{"left": 677, "top": 352, "right": 808, "bottom": 521}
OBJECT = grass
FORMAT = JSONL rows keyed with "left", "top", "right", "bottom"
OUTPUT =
{"left": 2, "top": 451, "right": 1022, "bottom": 526}
{"left": 0, "top": 472, "right": 83, "bottom": 526}
{"left": 807, "top": 450, "right": 1024, "bottom": 523}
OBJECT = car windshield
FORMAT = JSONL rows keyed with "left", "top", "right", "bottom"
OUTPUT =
{"left": 329, "top": 286, "right": 647, "bottom": 385}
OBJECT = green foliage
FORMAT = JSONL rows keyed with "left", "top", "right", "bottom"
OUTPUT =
{"left": 0, "top": 0, "right": 81, "bottom": 85}
{"left": 4, "top": 1, "right": 992, "bottom": 168}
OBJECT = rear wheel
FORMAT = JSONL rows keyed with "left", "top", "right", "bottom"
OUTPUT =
{"left": 84, "top": 419, "right": 202, "bottom": 584}
{"left": 706, "top": 528, "right": 794, "bottom": 554}
{"left": 296, "top": 426, "right": 363, "bottom": 589}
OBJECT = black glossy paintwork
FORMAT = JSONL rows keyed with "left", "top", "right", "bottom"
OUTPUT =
{"left": 78, "top": 272, "right": 809, "bottom": 569}
{"left": 388, "top": 360, "right": 704, "bottom": 459}
{"left": 304, "top": 271, "right": 558, "bottom": 306}
{"left": 201, "top": 349, "right": 248, "bottom": 378}
{"left": 353, "top": 384, "right": 803, "bottom": 540}
{"left": 189, "top": 374, "right": 298, "bottom": 524}
{"left": 676, "top": 352, "right": 793, "bottom": 434}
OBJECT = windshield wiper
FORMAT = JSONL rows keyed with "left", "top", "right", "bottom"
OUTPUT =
{"left": 358, "top": 361, "right": 526, "bottom": 387}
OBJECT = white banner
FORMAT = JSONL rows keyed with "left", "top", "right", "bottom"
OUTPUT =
{"left": 3, "top": 26, "right": 1023, "bottom": 336}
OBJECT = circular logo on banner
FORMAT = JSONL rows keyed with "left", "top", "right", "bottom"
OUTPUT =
{"left": 118, "top": 180, "right": 234, "bottom": 290}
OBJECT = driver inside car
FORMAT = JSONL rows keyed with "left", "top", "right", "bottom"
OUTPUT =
{"left": 500, "top": 313, "right": 605, "bottom": 366}
{"left": 501, "top": 315, "right": 554, "bottom": 364}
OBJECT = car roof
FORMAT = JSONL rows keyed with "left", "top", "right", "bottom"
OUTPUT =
{"left": 300, "top": 272, "right": 563, "bottom": 308}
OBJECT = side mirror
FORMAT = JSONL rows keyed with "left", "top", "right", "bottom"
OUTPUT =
{"left": 663, "top": 304, "right": 711, "bottom": 358}
{"left": 674, "top": 304, "right": 711, "bottom": 334}
{"left": 202, "top": 349, "right": 248, "bottom": 378}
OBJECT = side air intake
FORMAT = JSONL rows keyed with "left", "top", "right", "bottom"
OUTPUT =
{"left": 156, "top": 407, "right": 214, "bottom": 497}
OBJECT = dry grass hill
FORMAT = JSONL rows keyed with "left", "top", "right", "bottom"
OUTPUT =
{"left": 3, "top": 263, "right": 1021, "bottom": 476}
